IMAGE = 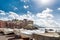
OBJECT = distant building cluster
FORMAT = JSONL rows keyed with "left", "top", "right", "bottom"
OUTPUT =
{"left": 0, "top": 19, "right": 36, "bottom": 29}
{"left": 0, "top": 20, "right": 6, "bottom": 28}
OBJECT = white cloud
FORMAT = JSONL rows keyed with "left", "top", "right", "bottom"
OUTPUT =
{"left": 0, "top": 10, "right": 6, "bottom": 15}
{"left": 11, "top": 5, "right": 18, "bottom": 11}
{"left": 57, "top": 8, "right": 60, "bottom": 10}
{"left": 14, "top": 7, "right": 18, "bottom": 10}
{"left": 0, "top": 18, "right": 11, "bottom": 21}
{"left": 20, "top": 0, "right": 29, "bottom": 2}
{"left": 0, "top": 11, "right": 20, "bottom": 21}
{"left": 8, "top": 12, "right": 20, "bottom": 19}
{"left": 36, "top": 8, "right": 53, "bottom": 19}
{"left": 35, "top": 8, "right": 60, "bottom": 27}
{"left": 19, "top": 13, "right": 35, "bottom": 20}
{"left": 24, "top": 5, "right": 29, "bottom": 9}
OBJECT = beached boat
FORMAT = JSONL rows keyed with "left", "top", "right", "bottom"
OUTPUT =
{"left": 0, "top": 28, "right": 5, "bottom": 32}
{"left": 13, "top": 28, "right": 20, "bottom": 35}
{"left": 2, "top": 28, "right": 14, "bottom": 34}
{"left": 33, "top": 32, "right": 60, "bottom": 40}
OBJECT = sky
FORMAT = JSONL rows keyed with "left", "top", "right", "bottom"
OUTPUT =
{"left": 0, "top": 0, "right": 60, "bottom": 27}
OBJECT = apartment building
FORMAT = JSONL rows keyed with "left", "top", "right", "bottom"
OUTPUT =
{"left": 0, "top": 20, "right": 6, "bottom": 28}
{"left": 6, "top": 21, "right": 14, "bottom": 28}
{"left": 0, "top": 19, "right": 34, "bottom": 29}
{"left": 6, "top": 20, "right": 23, "bottom": 28}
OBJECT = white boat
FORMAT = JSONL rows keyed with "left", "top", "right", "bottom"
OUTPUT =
{"left": 14, "top": 28, "right": 45, "bottom": 38}
{"left": 13, "top": 28, "right": 20, "bottom": 35}
{"left": 13, "top": 28, "right": 33, "bottom": 38}
{"left": 33, "top": 28, "right": 45, "bottom": 34}
{"left": 19, "top": 29, "right": 33, "bottom": 38}
{"left": 0, "top": 28, "right": 5, "bottom": 32}
{"left": 2, "top": 28, "right": 14, "bottom": 34}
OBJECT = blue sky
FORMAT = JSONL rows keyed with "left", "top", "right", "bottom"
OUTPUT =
{"left": 0, "top": 0, "right": 60, "bottom": 13}
{"left": 0, "top": 0, "right": 60, "bottom": 27}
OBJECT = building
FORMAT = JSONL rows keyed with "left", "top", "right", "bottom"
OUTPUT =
{"left": 22, "top": 19, "right": 35, "bottom": 29}
{"left": 6, "top": 20, "right": 24, "bottom": 29}
{"left": 0, "top": 19, "right": 35, "bottom": 29}
{"left": 28, "top": 20, "right": 33, "bottom": 24}
{"left": 0, "top": 20, "right": 6, "bottom": 28}
{"left": 6, "top": 21, "right": 14, "bottom": 28}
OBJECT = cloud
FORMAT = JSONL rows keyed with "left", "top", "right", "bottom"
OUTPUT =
{"left": 0, "top": 10, "right": 6, "bottom": 15}
{"left": 14, "top": 7, "right": 18, "bottom": 11}
{"left": 36, "top": 8, "right": 53, "bottom": 19}
{"left": 35, "top": 8, "right": 60, "bottom": 27}
{"left": 35, "top": 8, "right": 54, "bottom": 26}
{"left": 0, "top": 11, "right": 20, "bottom": 21}
{"left": 57, "top": 8, "right": 60, "bottom": 10}
{"left": 0, "top": 18, "right": 11, "bottom": 21}
{"left": 0, "top": 8, "right": 60, "bottom": 27}
{"left": 20, "top": 0, "right": 29, "bottom": 2}
{"left": 19, "top": 12, "right": 35, "bottom": 20}
{"left": 24, "top": 5, "right": 29, "bottom": 9}
{"left": 8, "top": 12, "right": 20, "bottom": 19}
